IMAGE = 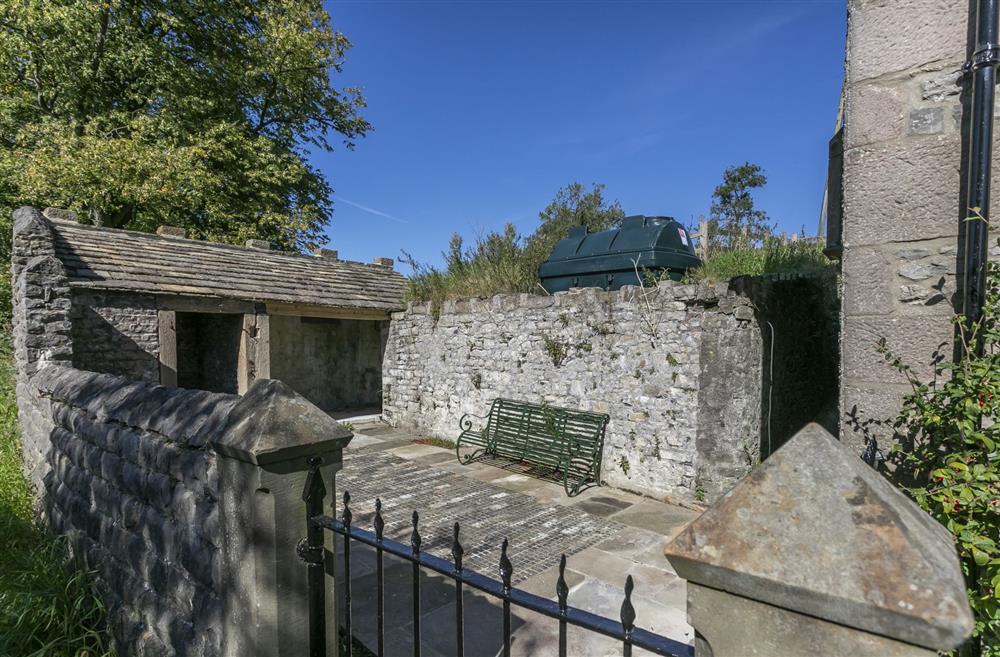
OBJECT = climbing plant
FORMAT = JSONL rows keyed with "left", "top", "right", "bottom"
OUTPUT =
{"left": 879, "top": 241, "right": 1000, "bottom": 656}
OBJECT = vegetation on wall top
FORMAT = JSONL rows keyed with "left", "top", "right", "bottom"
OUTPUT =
{"left": 403, "top": 167, "right": 834, "bottom": 308}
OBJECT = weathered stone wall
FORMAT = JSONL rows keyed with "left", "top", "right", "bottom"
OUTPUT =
{"left": 71, "top": 290, "right": 160, "bottom": 384}
{"left": 839, "top": 1, "right": 998, "bottom": 451}
{"left": 382, "top": 283, "right": 762, "bottom": 503}
{"left": 11, "top": 208, "right": 73, "bottom": 388}
{"left": 20, "top": 365, "right": 239, "bottom": 657}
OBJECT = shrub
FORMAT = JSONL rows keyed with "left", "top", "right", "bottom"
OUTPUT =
{"left": 876, "top": 252, "right": 1000, "bottom": 656}
{"left": 402, "top": 224, "right": 539, "bottom": 311}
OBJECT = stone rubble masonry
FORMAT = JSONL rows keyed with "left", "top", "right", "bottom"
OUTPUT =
{"left": 11, "top": 207, "right": 73, "bottom": 386}
{"left": 71, "top": 290, "right": 161, "bottom": 384}
{"left": 21, "top": 365, "right": 241, "bottom": 657}
{"left": 381, "top": 282, "right": 763, "bottom": 504}
{"left": 839, "top": 0, "right": 1000, "bottom": 452}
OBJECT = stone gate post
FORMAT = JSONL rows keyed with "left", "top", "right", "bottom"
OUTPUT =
{"left": 665, "top": 423, "right": 974, "bottom": 657}
{"left": 212, "top": 378, "right": 353, "bottom": 657}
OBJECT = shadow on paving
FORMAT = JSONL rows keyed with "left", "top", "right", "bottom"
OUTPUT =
{"left": 335, "top": 543, "right": 675, "bottom": 657}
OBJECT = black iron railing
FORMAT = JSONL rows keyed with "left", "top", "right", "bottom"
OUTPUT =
{"left": 298, "top": 462, "right": 693, "bottom": 657}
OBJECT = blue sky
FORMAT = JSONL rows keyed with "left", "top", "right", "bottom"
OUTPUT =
{"left": 315, "top": 0, "right": 847, "bottom": 273}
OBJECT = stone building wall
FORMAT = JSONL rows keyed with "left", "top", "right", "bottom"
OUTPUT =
{"left": 839, "top": 0, "right": 1000, "bottom": 451}
{"left": 71, "top": 290, "right": 161, "bottom": 384}
{"left": 382, "top": 283, "right": 762, "bottom": 503}
{"left": 20, "top": 366, "right": 238, "bottom": 657}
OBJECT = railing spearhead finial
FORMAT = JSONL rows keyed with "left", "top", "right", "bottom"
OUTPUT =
{"left": 499, "top": 538, "right": 513, "bottom": 594}
{"left": 620, "top": 575, "right": 636, "bottom": 638}
{"left": 451, "top": 522, "right": 464, "bottom": 572}
{"left": 374, "top": 498, "right": 385, "bottom": 541}
{"left": 410, "top": 510, "right": 421, "bottom": 554}
{"left": 342, "top": 490, "right": 352, "bottom": 526}
{"left": 556, "top": 554, "right": 569, "bottom": 614}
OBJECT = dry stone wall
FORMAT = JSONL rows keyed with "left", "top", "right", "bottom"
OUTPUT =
{"left": 21, "top": 365, "right": 239, "bottom": 657}
{"left": 382, "top": 283, "right": 762, "bottom": 503}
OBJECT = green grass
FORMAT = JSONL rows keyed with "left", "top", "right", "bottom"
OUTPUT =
{"left": 686, "top": 238, "right": 833, "bottom": 283}
{"left": 414, "top": 436, "right": 457, "bottom": 450}
{"left": 0, "top": 338, "right": 116, "bottom": 657}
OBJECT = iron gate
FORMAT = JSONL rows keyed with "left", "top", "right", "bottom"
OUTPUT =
{"left": 298, "top": 458, "right": 693, "bottom": 657}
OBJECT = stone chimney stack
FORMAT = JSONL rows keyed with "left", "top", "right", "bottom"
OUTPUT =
{"left": 245, "top": 239, "right": 271, "bottom": 250}
{"left": 372, "top": 257, "right": 394, "bottom": 269}
{"left": 312, "top": 247, "right": 338, "bottom": 259}
{"left": 156, "top": 226, "right": 186, "bottom": 238}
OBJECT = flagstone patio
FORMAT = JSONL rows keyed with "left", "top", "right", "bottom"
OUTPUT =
{"left": 333, "top": 421, "right": 702, "bottom": 657}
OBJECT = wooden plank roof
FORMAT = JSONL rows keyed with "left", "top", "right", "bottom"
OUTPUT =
{"left": 49, "top": 220, "right": 406, "bottom": 313}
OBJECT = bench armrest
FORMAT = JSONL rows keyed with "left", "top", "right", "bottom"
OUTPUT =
{"left": 458, "top": 412, "right": 490, "bottom": 433}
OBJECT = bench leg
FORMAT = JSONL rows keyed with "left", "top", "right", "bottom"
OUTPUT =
{"left": 563, "top": 456, "right": 601, "bottom": 497}
{"left": 456, "top": 434, "right": 489, "bottom": 465}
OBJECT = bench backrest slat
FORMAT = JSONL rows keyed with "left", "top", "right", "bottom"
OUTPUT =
{"left": 485, "top": 399, "right": 608, "bottom": 458}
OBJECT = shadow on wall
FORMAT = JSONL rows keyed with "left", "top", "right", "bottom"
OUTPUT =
{"left": 29, "top": 367, "right": 238, "bottom": 655}
{"left": 731, "top": 273, "right": 841, "bottom": 459}
{"left": 70, "top": 297, "right": 161, "bottom": 384}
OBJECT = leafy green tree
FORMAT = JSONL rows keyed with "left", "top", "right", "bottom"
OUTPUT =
{"left": 524, "top": 182, "right": 625, "bottom": 271}
{"left": 708, "top": 162, "right": 773, "bottom": 249}
{"left": 0, "top": 0, "right": 370, "bottom": 253}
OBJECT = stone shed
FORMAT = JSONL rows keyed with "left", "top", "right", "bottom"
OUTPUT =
{"left": 14, "top": 207, "right": 405, "bottom": 416}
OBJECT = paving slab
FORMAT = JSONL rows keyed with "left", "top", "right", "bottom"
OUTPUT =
{"left": 389, "top": 443, "right": 453, "bottom": 460}
{"left": 516, "top": 563, "right": 586, "bottom": 599}
{"left": 413, "top": 451, "right": 458, "bottom": 466}
{"left": 487, "top": 472, "right": 549, "bottom": 495}
{"left": 608, "top": 499, "right": 701, "bottom": 540}
{"left": 570, "top": 494, "right": 635, "bottom": 518}
{"left": 593, "top": 528, "right": 676, "bottom": 572}
{"left": 566, "top": 577, "right": 692, "bottom": 648}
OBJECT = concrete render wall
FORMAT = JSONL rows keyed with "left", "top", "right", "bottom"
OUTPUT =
{"left": 840, "top": 0, "right": 1000, "bottom": 451}
{"left": 269, "top": 315, "right": 387, "bottom": 412}
{"left": 382, "top": 283, "right": 763, "bottom": 503}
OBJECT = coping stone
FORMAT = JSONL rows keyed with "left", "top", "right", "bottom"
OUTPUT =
{"left": 213, "top": 378, "right": 353, "bottom": 466}
{"left": 663, "top": 423, "right": 974, "bottom": 650}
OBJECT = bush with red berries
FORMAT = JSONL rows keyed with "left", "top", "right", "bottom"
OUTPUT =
{"left": 880, "top": 249, "right": 1000, "bottom": 656}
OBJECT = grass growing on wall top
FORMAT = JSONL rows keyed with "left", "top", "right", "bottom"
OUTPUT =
{"left": 685, "top": 238, "right": 832, "bottom": 283}
{"left": 405, "top": 234, "right": 834, "bottom": 307}
{"left": 0, "top": 338, "right": 116, "bottom": 657}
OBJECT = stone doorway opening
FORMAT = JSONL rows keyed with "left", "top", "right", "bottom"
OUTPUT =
{"left": 175, "top": 311, "right": 243, "bottom": 393}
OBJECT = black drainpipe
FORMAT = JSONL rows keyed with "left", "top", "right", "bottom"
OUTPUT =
{"left": 963, "top": 0, "right": 1000, "bottom": 349}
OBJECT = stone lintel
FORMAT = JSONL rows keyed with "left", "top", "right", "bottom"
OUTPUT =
{"left": 664, "top": 423, "right": 973, "bottom": 651}
{"left": 212, "top": 378, "right": 353, "bottom": 467}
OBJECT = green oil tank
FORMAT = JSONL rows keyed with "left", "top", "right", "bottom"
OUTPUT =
{"left": 538, "top": 215, "right": 701, "bottom": 294}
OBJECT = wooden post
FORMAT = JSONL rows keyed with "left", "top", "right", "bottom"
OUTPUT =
{"left": 238, "top": 311, "right": 271, "bottom": 394}
{"left": 697, "top": 218, "right": 710, "bottom": 259}
{"left": 158, "top": 310, "right": 178, "bottom": 387}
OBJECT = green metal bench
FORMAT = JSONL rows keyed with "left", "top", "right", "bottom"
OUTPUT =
{"left": 455, "top": 399, "right": 610, "bottom": 496}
